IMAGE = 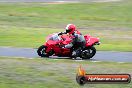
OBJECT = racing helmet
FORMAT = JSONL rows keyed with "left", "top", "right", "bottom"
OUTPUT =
{"left": 65, "top": 24, "right": 76, "bottom": 34}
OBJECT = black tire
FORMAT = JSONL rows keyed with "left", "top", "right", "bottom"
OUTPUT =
{"left": 37, "top": 45, "right": 49, "bottom": 57}
{"left": 81, "top": 46, "right": 96, "bottom": 59}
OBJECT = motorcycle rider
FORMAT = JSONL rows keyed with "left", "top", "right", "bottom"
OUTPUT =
{"left": 58, "top": 24, "right": 86, "bottom": 59}
{"left": 58, "top": 24, "right": 81, "bottom": 35}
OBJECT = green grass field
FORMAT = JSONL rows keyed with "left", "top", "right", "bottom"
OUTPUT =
{"left": 0, "top": 1, "right": 132, "bottom": 51}
{"left": 0, "top": 1, "right": 132, "bottom": 28}
{"left": 0, "top": 57, "right": 132, "bottom": 88}
{"left": 0, "top": 1, "right": 132, "bottom": 88}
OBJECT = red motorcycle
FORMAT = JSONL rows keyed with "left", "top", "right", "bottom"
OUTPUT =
{"left": 37, "top": 33, "right": 100, "bottom": 59}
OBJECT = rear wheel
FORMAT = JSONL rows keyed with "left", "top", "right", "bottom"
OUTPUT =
{"left": 37, "top": 45, "right": 49, "bottom": 57}
{"left": 81, "top": 46, "right": 96, "bottom": 59}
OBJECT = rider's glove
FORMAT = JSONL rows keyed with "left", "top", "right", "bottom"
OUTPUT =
{"left": 58, "top": 32, "right": 63, "bottom": 35}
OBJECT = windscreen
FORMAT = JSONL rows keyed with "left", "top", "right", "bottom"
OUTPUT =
{"left": 49, "top": 33, "right": 61, "bottom": 41}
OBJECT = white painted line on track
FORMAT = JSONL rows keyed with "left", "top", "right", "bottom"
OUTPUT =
{"left": 118, "top": 62, "right": 125, "bottom": 63}
{"left": 75, "top": 60, "right": 84, "bottom": 61}
{"left": 91, "top": 61, "right": 101, "bottom": 62}
{"left": 0, "top": 56, "right": 128, "bottom": 64}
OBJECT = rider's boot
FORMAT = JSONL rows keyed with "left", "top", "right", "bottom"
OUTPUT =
{"left": 72, "top": 51, "right": 77, "bottom": 60}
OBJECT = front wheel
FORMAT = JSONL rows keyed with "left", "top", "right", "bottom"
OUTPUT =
{"left": 81, "top": 46, "right": 96, "bottom": 59}
{"left": 37, "top": 45, "right": 49, "bottom": 57}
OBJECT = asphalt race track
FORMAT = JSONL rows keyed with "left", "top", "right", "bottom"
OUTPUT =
{"left": 0, "top": 47, "right": 131, "bottom": 62}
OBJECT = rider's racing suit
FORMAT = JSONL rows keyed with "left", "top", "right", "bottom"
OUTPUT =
{"left": 65, "top": 33, "right": 86, "bottom": 59}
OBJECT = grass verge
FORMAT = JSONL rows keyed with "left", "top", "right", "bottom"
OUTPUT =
{"left": 0, "top": 1, "right": 132, "bottom": 28}
{"left": 0, "top": 57, "right": 132, "bottom": 88}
